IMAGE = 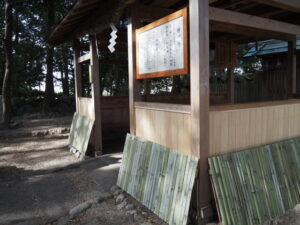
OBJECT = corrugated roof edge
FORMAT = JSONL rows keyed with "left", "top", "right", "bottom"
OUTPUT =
{"left": 245, "top": 39, "right": 300, "bottom": 57}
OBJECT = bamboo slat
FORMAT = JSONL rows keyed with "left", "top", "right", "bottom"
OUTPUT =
{"left": 209, "top": 137, "right": 300, "bottom": 225}
{"left": 117, "top": 134, "right": 199, "bottom": 225}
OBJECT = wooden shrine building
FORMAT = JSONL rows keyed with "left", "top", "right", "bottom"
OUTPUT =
{"left": 48, "top": 0, "right": 300, "bottom": 223}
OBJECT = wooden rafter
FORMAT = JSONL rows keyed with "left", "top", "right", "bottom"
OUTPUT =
{"left": 48, "top": 0, "right": 135, "bottom": 46}
{"left": 250, "top": 0, "right": 300, "bottom": 13}
{"left": 209, "top": 7, "right": 300, "bottom": 37}
{"left": 135, "top": 3, "right": 175, "bottom": 22}
{"left": 152, "top": 0, "right": 181, "bottom": 8}
{"left": 210, "top": 21, "right": 296, "bottom": 41}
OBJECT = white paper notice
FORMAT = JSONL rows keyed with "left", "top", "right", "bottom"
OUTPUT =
{"left": 137, "top": 16, "right": 184, "bottom": 75}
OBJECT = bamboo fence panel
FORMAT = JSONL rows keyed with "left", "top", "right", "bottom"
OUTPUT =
{"left": 209, "top": 137, "right": 300, "bottom": 225}
{"left": 68, "top": 112, "right": 94, "bottom": 159}
{"left": 117, "top": 134, "right": 199, "bottom": 225}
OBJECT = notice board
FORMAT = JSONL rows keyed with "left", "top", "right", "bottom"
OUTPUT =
{"left": 136, "top": 8, "right": 188, "bottom": 79}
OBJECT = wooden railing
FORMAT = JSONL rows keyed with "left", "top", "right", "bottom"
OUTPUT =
{"left": 134, "top": 99, "right": 300, "bottom": 157}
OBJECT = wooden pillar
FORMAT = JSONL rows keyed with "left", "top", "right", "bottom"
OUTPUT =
{"left": 227, "top": 68, "right": 235, "bottom": 103}
{"left": 288, "top": 40, "right": 297, "bottom": 98}
{"left": 72, "top": 39, "right": 82, "bottom": 113}
{"left": 128, "top": 4, "right": 142, "bottom": 135}
{"left": 89, "top": 35, "right": 103, "bottom": 153}
{"left": 189, "top": 0, "right": 211, "bottom": 223}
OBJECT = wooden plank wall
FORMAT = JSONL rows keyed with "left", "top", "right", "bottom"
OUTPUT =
{"left": 101, "top": 96, "right": 129, "bottom": 132}
{"left": 77, "top": 97, "right": 95, "bottom": 119}
{"left": 117, "top": 134, "right": 199, "bottom": 225}
{"left": 261, "top": 55, "right": 288, "bottom": 101}
{"left": 135, "top": 103, "right": 192, "bottom": 155}
{"left": 77, "top": 96, "right": 129, "bottom": 132}
{"left": 135, "top": 100, "right": 300, "bottom": 157}
{"left": 209, "top": 100, "right": 300, "bottom": 156}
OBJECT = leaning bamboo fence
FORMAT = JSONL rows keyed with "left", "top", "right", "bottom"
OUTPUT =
{"left": 209, "top": 137, "right": 300, "bottom": 225}
{"left": 117, "top": 134, "right": 199, "bottom": 225}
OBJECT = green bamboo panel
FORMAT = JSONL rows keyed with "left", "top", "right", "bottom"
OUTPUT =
{"left": 68, "top": 112, "right": 94, "bottom": 159}
{"left": 209, "top": 138, "right": 300, "bottom": 225}
{"left": 117, "top": 134, "right": 199, "bottom": 225}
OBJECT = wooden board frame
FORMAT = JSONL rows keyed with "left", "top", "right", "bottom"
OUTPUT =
{"left": 135, "top": 8, "right": 189, "bottom": 79}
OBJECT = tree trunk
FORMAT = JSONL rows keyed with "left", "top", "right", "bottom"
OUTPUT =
{"left": 58, "top": 59, "right": 64, "bottom": 93}
{"left": 1, "top": 0, "right": 13, "bottom": 128}
{"left": 62, "top": 46, "right": 69, "bottom": 96}
{"left": 43, "top": 0, "right": 55, "bottom": 111}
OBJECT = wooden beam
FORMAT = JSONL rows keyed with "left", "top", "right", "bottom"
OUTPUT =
{"left": 77, "top": 53, "right": 90, "bottom": 63}
{"left": 260, "top": 9, "right": 285, "bottom": 18}
{"left": 210, "top": 21, "right": 296, "bottom": 41}
{"left": 250, "top": 0, "right": 300, "bottom": 13}
{"left": 89, "top": 34, "right": 103, "bottom": 153}
{"left": 190, "top": 0, "right": 211, "bottom": 222}
{"left": 72, "top": 39, "right": 83, "bottom": 112}
{"left": 152, "top": 0, "right": 181, "bottom": 8}
{"left": 134, "top": 102, "right": 191, "bottom": 114}
{"left": 128, "top": 4, "right": 142, "bottom": 135}
{"left": 98, "top": 44, "right": 128, "bottom": 54}
{"left": 209, "top": 7, "right": 300, "bottom": 36}
{"left": 221, "top": 0, "right": 250, "bottom": 9}
{"left": 99, "top": 59, "right": 127, "bottom": 65}
{"left": 135, "top": 3, "right": 175, "bottom": 22}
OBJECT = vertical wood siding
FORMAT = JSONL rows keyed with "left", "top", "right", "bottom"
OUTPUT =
{"left": 210, "top": 101, "right": 300, "bottom": 156}
{"left": 135, "top": 107, "right": 192, "bottom": 155}
{"left": 78, "top": 97, "right": 95, "bottom": 119}
{"left": 78, "top": 96, "right": 129, "bottom": 135}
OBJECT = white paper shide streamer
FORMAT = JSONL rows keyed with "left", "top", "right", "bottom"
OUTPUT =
{"left": 108, "top": 24, "right": 118, "bottom": 53}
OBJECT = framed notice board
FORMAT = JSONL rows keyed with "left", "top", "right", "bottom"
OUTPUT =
{"left": 136, "top": 8, "right": 188, "bottom": 79}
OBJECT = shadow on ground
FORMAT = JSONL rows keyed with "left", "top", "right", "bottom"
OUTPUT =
{"left": 0, "top": 131, "right": 124, "bottom": 225}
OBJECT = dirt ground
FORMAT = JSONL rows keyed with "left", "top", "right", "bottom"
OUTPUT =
{"left": 0, "top": 116, "right": 166, "bottom": 225}
{"left": 262, "top": 205, "right": 300, "bottom": 225}
{"left": 0, "top": 115, "right": 298, "bottom": 225}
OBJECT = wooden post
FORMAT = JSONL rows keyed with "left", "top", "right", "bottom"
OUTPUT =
{"left": 128, "top": 4, "right": 142, "bottom": 135}
{"left": 189, "top": 0, "right": 211, "bottom": 223}
{"left": 89, "top": 34, "right": 103, "bottom": 153}
{"left": 72, "top": 39, "right": 82, "bottom": 113}
{"left": 227, "top": 68, "right": 235, "bottom": 103}
{"left": 288, "top": 40, "right": 297, "bottom": 98}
